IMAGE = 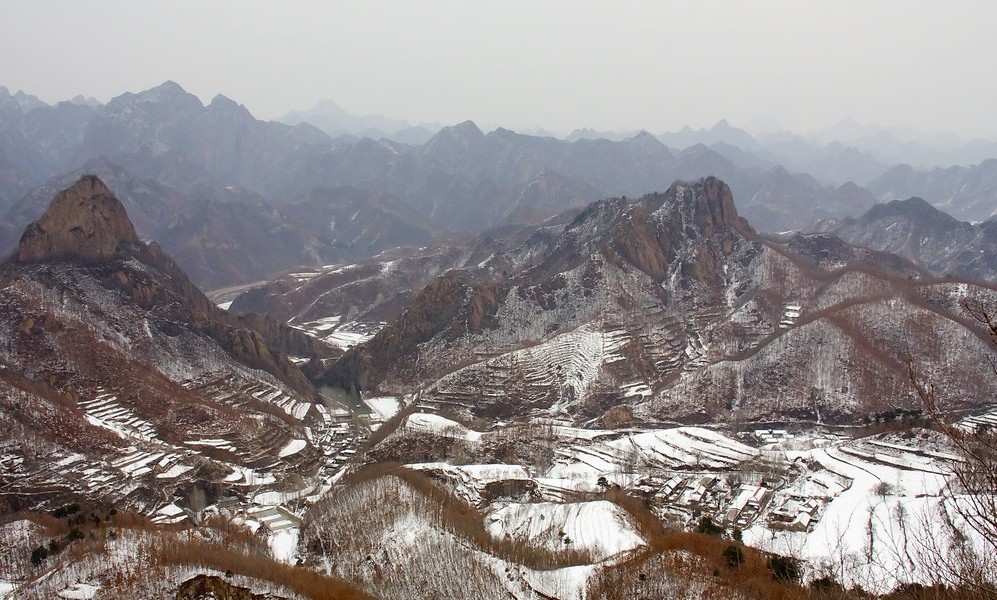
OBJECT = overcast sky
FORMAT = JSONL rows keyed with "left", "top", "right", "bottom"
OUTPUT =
{"left": 3, "top": 1, "right": 996, "bottom": 137}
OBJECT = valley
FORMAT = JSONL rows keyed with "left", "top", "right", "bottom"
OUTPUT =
{"left": 0, "top": 69, "right": 996, "bottom": 598}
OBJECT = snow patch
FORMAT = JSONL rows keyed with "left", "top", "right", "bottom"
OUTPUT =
{"left": 57, "top": 583, "right": 99, "bottom": 599}
{"left": 363, "top": 396, "right": 401, "bottom": 420}
{"left": 486, "top": 501, "right": 644, "bottom": 561}
{"left": 278, "top": 439, "right": 307, "bottom": 458}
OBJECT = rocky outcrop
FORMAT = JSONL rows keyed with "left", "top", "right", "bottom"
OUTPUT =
{"left": 691, "top": 176, "right": 744, "bottom": 235}
{"left": 321, "top": 178, "right": 749, "bottom": 393}
{"left": 175, "top": 574, "right": 287, "bottom": 600}
{"left": 16, "top": 175, "right": 139, "bottom": 263}
{"left": 8, "top": 176, "right": 325, "bottom": 398}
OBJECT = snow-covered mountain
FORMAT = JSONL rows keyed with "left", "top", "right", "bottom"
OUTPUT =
{"left": 312, "top": 178, "right": 997, "bottom": 424}
{"left": 0, "top": 176, "right": 352, "bottom": 522}
{"left": 818, "top": 197, "right": 997, "bottom": 282}
{"left": 3, "top": 83, "right": 997, "bottom": 599}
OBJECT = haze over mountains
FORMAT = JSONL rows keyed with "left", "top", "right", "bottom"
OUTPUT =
{"left": 1, "top": 175, "right": 335, "bottom": 510}
{"left": 3, "top": 170, "right": 995, "bottom": 598}
{"left": 3, "top": 79, "right": 997, "bottom": 599}
{"left": 3, "top": 81, "right": 997, "bottom": 292}
{"left": 6, "top": 0, "right": 997, "bottom": 595}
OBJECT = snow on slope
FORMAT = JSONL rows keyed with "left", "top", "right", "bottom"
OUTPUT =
{"left": 278, "top": 439, "right": 307, "bottom": 458}
{"left": 518, "top": 564, "right": 594, "bottom": 600}
{"left": 384, "top": 409, "right": 984, "bottom": 593}
{"left": 408, "top": 462, "right": 533, "bottom": 505}
{"left": 508, "top": 325, "right": 605, "bottom": 400}
{"left": 304, "top": 474, "right": 556, "bottom": 599}
{"left": 429, "top": 324, "right": 606, "bottom": 413}
{"left": 744, "top": 442, "right": 959, "bottom": 593}
{"left": 608, "top": 427, "right": 759, "bottom": 468}
{"left": 402, "top": 413, "right": 484, "bottom": 441}
{"left": 486, "top": 501, "right": 644, "bottom": 562}
{"left": 364, "top": 396, "right": 401, "bottom": 420}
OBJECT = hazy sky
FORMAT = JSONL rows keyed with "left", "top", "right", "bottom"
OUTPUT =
{"left": 3, "top": 1, "right": 996, "bottom": 137}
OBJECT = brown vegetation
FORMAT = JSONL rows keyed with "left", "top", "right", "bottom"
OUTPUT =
{"left": 148, "top": 536, "right": 372, "bottom": 600}
{"left": 332, "top": 463, "right": 594, "bottom": 569}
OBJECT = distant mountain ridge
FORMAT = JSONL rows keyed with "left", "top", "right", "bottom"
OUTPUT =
{"left": 277, "top": 98, "right": 440, "bottom": 145}
{"left": 867, "top": 159, "right": 997, "bottom": 223}
{"left": 0, "top": 158, "right": 440, "bottom": 288}
{"left": 818, "top": 196, "right": 997, "bottom": 282}
{"left": 2, "top": 80, "right": 996, "bottom": 290}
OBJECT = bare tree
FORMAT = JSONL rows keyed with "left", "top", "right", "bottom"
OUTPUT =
{"left": 908, "top": 300, "right": 997, "bottom": 598}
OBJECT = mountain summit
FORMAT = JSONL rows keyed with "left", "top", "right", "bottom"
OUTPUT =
{"left": 16, "top": 174, "right": 139, "bottom": 263}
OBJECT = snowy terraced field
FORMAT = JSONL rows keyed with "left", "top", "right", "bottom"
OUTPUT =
{"left": 186, "top": 374, "right": 312, "bottom": 421}
{"left": 376, "top": 411, "right": 979, "bottom": 593}
{"left": 608, "top": 428, "right": 759, "bottom": 469}
{"left": 278, "top": 439, "right": 307, "bottom": 458}
{"left": 293, "top": 318, "right": 385, "bottom": 349}
{"left": 79, "top": 392, "right": 157, "bottom": 441}
{"left": 742, "top": 436, "right": 965, "bottom": 592}
{"left": 425, "top": 325, "right": 612, "bottom": 416}
{"left": 363, "top": 396, "right": 401, "bottom": 420}
{"left": 402, "top": 412, "right": 484, "bottom": 441}
{"left": 780, "top": 303, "right": 802, "bottom": 328}
{"left": 486, "top": 501, "right": 644, "bottom": 562}
{"left": 0, "top": 368, "right": 370, "bottom": 578}
{"left": 961, "top": 404, "right": 997, "bottom": 431}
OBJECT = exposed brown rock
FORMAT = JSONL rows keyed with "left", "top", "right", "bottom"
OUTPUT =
{"left": 16, "top": 175, "right": 139, "bottom": 263}
{"left": 8, "top": 176, "right": 328, "bottom": 399}
{"left": 175, "top": 574, "right": 287, "bottom": 600}
{"left": 693, "top": 176, "right": 744, "bottom": 236}
{"left": 608, "top": 205, "right": 672, "bottom": 280}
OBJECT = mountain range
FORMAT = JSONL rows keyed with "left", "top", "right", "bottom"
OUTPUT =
{"left": 2, "top": 171, "right": 995, "bottom": 599}
{"left": 0, "top": 175, "right": 340, "bottom": 517}
{"left": 254, "top": 177, "right": 994, "bottom": 426}
{"left": 817, "top": 196, "right": 997, "bottom": 282}
{"left": 4, "top": 81, "right": 997, "bottom": 295}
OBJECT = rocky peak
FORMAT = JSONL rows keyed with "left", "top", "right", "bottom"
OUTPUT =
{"left": 69, "top": 94, "right": 101, "bottom": 107}
{"left": 208, "top": 94, "right": 253, "bottom": 120}
{"left": 106, "top": 81, "right": 202, "bottom": 113}
{"left": 651, "top": 177, "right": 746, "bottom": 238}
{"left": 450, "top": 119, "right": 484, "bottom": 138}
{"left": 552, "top": 178, "right": 749, "bottom": 283}
{"left": 428, "top": 120, "right": 484, "bottom": 148}
{"left": 605, "top": 178, "right": 748, "bottom": 281}
{"left": 625, "top": 130, "right": 667, "bottom": 151}
{"left": 419, "top": 120, "right": 486, "bottom": 166}
{"left": 139, "top": 80, "right": 191, "bottom": 101}
{"left": 0, "top": 87, "right": 45, "bottom": 113}
{"left": 689, "top": 176, "right": 744, "bottom": 235}
{"left": 852, "top": 197, "right": 970, "bottom": 239}
{"left": 865, "top": 197, "right": 950, "bottom": 222}
{"left": 16, "top": 175, "right": 139, "bottom": 263}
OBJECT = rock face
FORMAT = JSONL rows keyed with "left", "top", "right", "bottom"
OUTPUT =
{"left": 7, "top": 175, "right": 331, "bottom": 398}
{"left": 0, "top": 177, "right": 342, "bottom": 520}
{"left": 321, "top": 178, "right": 757, "bottom": 397}
{"left": 16, "top": 174, "right": 139, "bottom": 263}
{"left": 175, "top": 575, "right": 287, "bottom": 600}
